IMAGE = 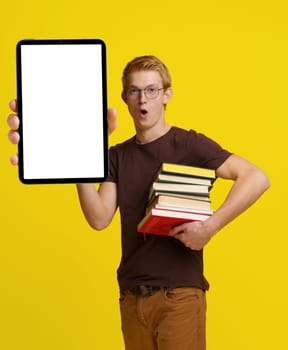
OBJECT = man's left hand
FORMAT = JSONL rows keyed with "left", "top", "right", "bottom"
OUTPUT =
{"left": 169, "top": 221, "right": 213, "bottom": 251}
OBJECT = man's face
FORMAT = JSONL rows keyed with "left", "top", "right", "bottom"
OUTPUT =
{"left": 122, "top": 70, "right": 172, "bottom": 131}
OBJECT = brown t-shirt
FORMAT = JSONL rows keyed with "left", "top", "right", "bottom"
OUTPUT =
{"left": 107, "top": 126, "right": 232, "bottom": 292}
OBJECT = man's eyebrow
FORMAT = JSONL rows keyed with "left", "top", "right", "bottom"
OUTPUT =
{"left": 128, "top": 84, "right": 156, "bottom": 89}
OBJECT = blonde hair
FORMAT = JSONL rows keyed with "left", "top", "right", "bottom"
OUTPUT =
{"left": 122, "top": 55, "right": 172, "bottom": 93}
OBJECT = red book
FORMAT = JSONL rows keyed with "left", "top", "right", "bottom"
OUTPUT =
{"left": 137, "top": 208, "right": 211, "bottom": 236}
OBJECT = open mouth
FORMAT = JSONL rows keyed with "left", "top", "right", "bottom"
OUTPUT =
{"left": 140, "top": 109, "right": 148, "bottom": 116}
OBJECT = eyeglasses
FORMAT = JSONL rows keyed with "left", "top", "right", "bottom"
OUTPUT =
{"left": 126, "top": 86, "right": 164, "bottom": 99}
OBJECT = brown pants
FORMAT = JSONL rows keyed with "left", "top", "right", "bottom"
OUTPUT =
{"left": 119, "top": 287, "right": 206, "bottom": 350}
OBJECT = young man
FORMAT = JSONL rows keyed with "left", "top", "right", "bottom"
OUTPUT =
{"left": 8, "top": 55, "right": 270, "bottom": 350}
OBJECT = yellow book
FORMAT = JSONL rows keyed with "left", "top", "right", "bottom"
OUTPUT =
{"left": 160, "top": 163, "right": 215, "bottom": 180}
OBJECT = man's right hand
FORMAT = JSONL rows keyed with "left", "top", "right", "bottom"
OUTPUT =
{"left": 7, "top": 100, "right": 19, "bottom": 165}
{"left": 7, "top": 100, "right": 118, "bottom": 166}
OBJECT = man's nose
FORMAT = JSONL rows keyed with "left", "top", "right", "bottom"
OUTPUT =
{"left": 139, "top": 89, "right": 147, "bottom": 102}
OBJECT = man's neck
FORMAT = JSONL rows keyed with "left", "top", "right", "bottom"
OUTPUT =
{"left": 135, "top": 123, "right": 171, "bottom": 144}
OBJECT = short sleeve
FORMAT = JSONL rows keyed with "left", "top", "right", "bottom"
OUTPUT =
{"left": 186, "top": 130, "right": 232, "bottom": 170}
{"left": 105, "top": 146, "right": 118, "bottom": 183}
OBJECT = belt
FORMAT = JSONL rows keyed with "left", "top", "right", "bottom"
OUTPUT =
{"left": 129, "top": 285, "right": 165, "bottom": 297}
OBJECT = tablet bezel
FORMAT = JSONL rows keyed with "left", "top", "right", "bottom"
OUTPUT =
{"left": 16, "top": 38, "right": 108, "bottom": 184}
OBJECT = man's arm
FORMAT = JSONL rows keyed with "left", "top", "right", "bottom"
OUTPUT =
{"left": 76, "top": 182, "right": 118, "bottom": 230}
{"left": 76, "top": 107, "right": 118, "bottom": 230}
{"left": 205, "top": 154, "right": 270, "bottom": 233}
{"left": 169, "top": 154, "right": 270, "bottom": 250}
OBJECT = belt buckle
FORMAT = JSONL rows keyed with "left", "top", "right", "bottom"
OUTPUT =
{"left": 139, "top": 285, "right": 154, "bottom": 297}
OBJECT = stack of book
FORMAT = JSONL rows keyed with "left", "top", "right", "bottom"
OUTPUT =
{"left": 137, "top": 163, "right": 216, "bottom": 236}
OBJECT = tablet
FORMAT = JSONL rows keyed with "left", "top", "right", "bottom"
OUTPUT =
{"left": 16, "top": 39, "right": 108, "bottom": 184}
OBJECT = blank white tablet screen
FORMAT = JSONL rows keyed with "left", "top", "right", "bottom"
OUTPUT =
{"left": 18, "top": 40, "right": 107, "bottom": 183}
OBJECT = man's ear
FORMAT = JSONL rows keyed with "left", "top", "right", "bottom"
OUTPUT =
{"left": 163, "top": 87, "right": 173, "bottom": 104}
{"left": 121, "top": 91, "right": 127, "bottom": 104}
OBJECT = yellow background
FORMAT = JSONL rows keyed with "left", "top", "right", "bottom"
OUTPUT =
{"left": 0, "top": 1, "right": 287, "bottom": 349}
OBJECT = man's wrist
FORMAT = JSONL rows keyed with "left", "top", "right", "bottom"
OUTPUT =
{"left": 203, "top": 214, "right": 222, "bottom": 238}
